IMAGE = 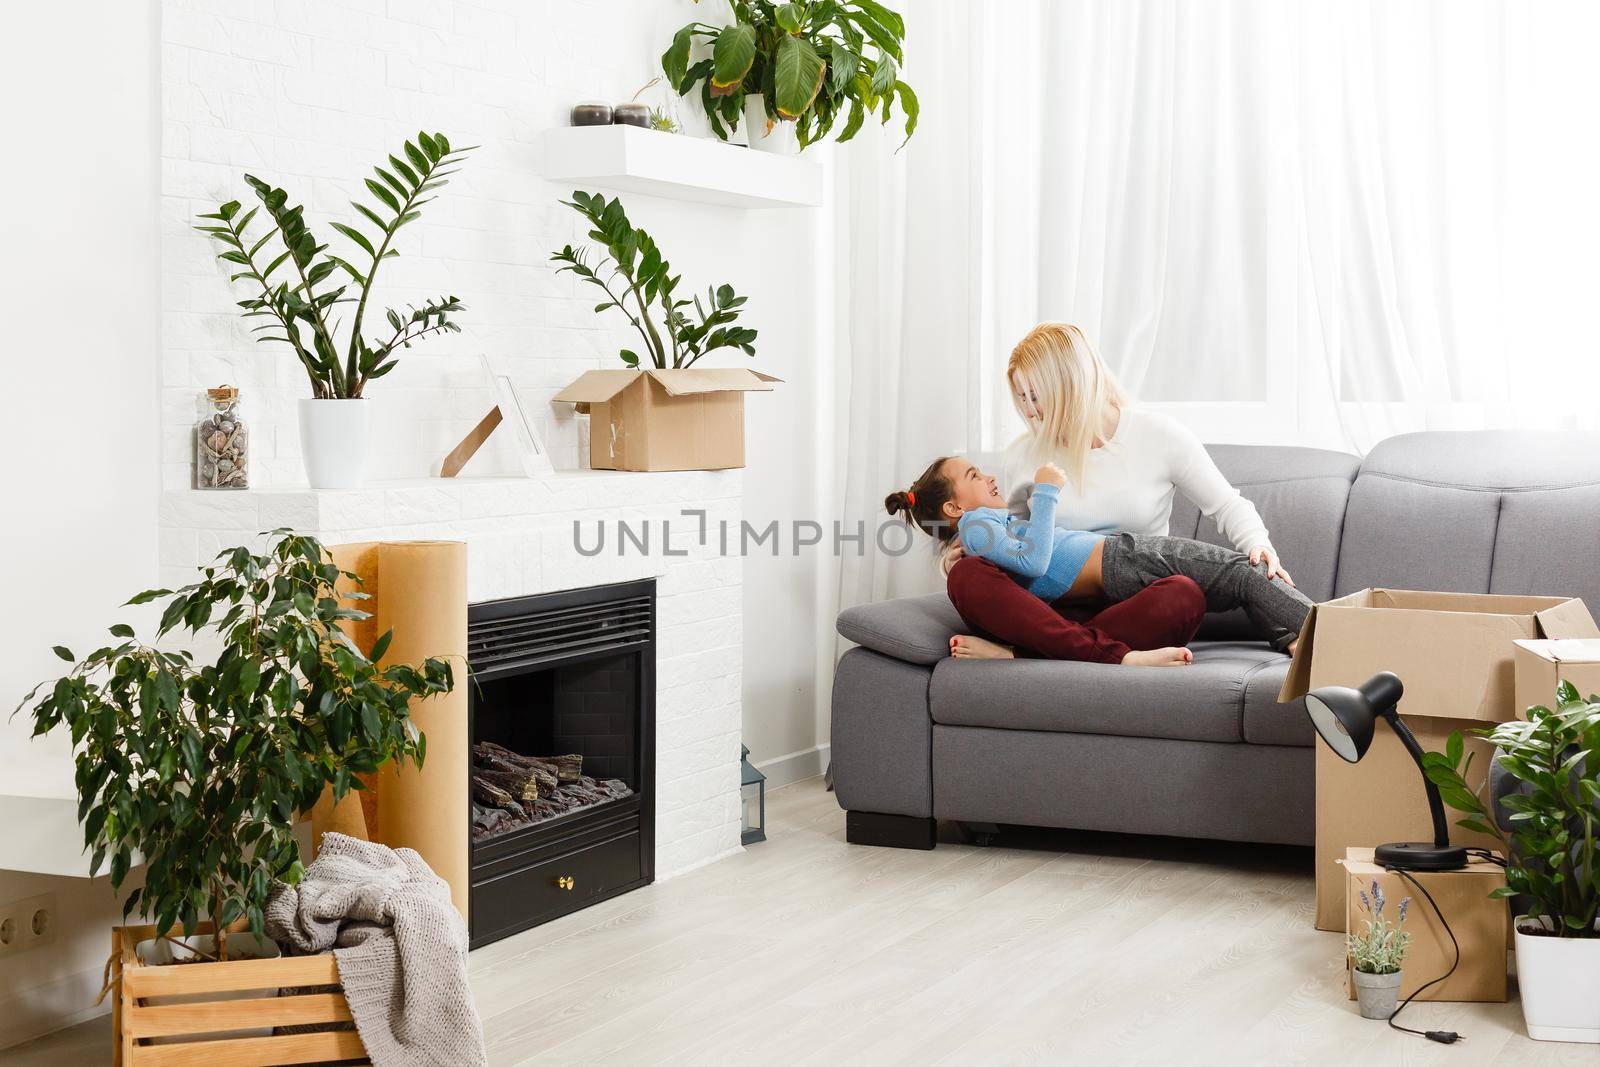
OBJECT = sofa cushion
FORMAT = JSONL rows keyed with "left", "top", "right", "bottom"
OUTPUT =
{"left": 1219, "top": 641, "right": 1313, "bottom": 746}
{"left": 1335, "top": 430, "right": 1600, "bottom": 619}
{"left": 1169, "top": 444, "right": 1360, "bottom": 606}
{"left": 928, "top": 640, "right": 1298, "bottom": 745}
{"left": 837, "top": 593, "right": 963, "bottom": 665}
{"left": 1170, "top": 444, "right": 1359, "bottom": 641}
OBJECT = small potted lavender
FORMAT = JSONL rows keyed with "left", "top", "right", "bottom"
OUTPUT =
{"left": 1348, "top": 880, "right": 1413, "bottom": 1019}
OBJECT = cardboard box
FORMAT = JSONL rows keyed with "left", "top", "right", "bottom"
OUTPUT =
{"left": 1279, "top": 589, "right": 1598, "bottom": 930}
{"left": 1343, "top": 847, "right": 1508, "bottom": 1003}
{"left": 554, "top": 367, "right": 780, "bottom": 472}
{"left": 1514, "top": 638, "right": 1600, "bottom": 719}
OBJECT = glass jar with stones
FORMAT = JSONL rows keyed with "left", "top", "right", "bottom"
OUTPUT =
{"left": 195, "top": 385, "right": 249, "bottom": 489}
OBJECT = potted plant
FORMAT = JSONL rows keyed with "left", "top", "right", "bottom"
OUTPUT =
{"left": 549, "top": 191, "right": 776, "bottom": 471}
{"left": 1424, "top": 681, "right": 1600, "bottom": 1043}
{"left": 661, "top": 0, "right": 918, "bottom": 154}
{"left": 194, "top": 132, "right": 472, "bottom": 488}
{"left": 17, "top": 530, "right": 454, "bottom": 968}
{"left": 1348, "top": 879, "right": 1413, "bottom": 1019}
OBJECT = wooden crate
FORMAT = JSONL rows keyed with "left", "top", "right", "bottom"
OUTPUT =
{"left": 113, "top": 924, "right": 369, "bottom": 1066}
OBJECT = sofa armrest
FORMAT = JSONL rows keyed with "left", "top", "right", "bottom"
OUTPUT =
{"left": 836, "top": 593, "right": 963, "bottom": 665}
{"left": 830, "top": 648, "right": 934, "bottom": 818}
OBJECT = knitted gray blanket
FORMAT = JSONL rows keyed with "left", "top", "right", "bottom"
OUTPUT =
{"left": 266, "top": 833, "right": 486, "bottom": 1067}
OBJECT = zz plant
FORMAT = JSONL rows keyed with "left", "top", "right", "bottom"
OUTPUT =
{"left": 194, "top": 132, "right": 473, "bottom": 399}
{"left": 1424, "top": 680, "right": 1600, "bottom": 938}
{"left": 663, "top": 0, "right": 918, "bottom": 150}
{"left": 18, "top": 531, "right": 454, "bottom": 961}
{"left": 552, "top": 191, "right": 757, "bottom": 368}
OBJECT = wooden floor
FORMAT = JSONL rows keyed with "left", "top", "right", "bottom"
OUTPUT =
{"left": 7, "top": 777, "right": 1594, "bottom": 1065}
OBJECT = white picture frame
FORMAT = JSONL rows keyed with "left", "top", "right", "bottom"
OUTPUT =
{"left": 482, "top": 355, "right": 554, "bottom": 477}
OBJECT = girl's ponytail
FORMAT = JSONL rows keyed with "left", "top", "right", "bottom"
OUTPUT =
{"left": 885, "top": 457, "right": 959, "bottom": 543}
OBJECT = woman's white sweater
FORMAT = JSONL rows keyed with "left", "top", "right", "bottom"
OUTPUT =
{"left": 1001, "top": 406, "right": 1273, "bottom": 555}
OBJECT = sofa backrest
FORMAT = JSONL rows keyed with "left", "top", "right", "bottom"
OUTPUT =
{"left": 1170, "top": 444, "right": 1361, "bottom": 604}
{"left": 1333, "top": 431, "right": 1600, "bottom": 618}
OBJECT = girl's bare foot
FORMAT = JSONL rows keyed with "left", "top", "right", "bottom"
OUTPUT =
{"left": 950, "top": 635, "right": 1015, "bottom": 660}
{"left": 1121, "top": 646, "right": 1193, "bottom": 667}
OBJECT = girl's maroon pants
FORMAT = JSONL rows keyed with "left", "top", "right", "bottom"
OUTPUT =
{"left": 945, "top": 556, "right": 1205, "bottom": 664}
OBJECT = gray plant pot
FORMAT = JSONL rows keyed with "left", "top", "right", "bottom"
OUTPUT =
{"left": 1351, "top": 968, "right": 1403, "bottom": 1020}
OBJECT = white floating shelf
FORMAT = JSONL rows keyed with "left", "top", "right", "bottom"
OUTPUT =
{"left": 543, "top": 125, "right": 822, "bottom": 209}
{"left": 0, "top": 761, "right": 104, "bottom": 877}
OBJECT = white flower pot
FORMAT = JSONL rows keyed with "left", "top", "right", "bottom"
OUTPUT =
{"left": 1515, "top": 925, "right": 1600, "bottom": 1043}
{"left": 298, "top": 398, "right": 371, "bottom": 489}
{"left": 134, "top": 932, "right": 281, "bottom": 1042}
{"left": 743, "top": 95, "right": 798, "bottom": 155}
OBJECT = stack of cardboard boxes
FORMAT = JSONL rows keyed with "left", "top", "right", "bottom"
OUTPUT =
{"left": 1280, "top": 588, "right": 1600, "bottom": 1001}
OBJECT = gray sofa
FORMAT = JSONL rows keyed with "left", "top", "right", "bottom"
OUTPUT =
{"left": 831, "top": 430, "right": 1600, "bottom": 850}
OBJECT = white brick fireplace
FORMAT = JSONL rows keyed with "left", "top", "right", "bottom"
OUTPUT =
{"left": 159, "top": 468, "right": 744, "bottom": 878}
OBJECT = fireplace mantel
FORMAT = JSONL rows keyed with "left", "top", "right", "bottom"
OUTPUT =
{"left": 158, "top": 469, "right": 745, "bottom": 879}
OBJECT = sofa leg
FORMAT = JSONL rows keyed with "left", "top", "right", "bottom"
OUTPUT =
{"left": 846, "top": 810, "right": 937, "bottom": 850}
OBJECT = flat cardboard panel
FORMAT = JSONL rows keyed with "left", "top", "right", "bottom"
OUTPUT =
{"left": 588, "top": 400, "right": 619, "bottom": 469}
{"left": 1344, "top": 848, "right": 1507, "bottom": 1002}
{"left": 1371, "top": 588, "right": 1575, "bottom": 616}
{"left": 1532, "top": 598, "right": 1600, "bottom": 641}
{"left": 552, "top": 369, "right": 642, "bottom": 405}
{"left": 1316, "top": 718, "right": 1504, "bottom": 930}
{"left": 1312, "top": 601, "right": 1533, "bottom": 722}
{"left": 650, "top": 367, "right": 781, "bottom": 396}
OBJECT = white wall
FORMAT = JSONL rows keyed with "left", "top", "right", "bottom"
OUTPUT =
{"left": 0, "top": 0, "right": 161, "bottom": 1048}
{"left": 157, "top": 0, "right": 833, "bottom": 782}
{"left": 1, "top": 0, "right": 838, "bottom": 1045}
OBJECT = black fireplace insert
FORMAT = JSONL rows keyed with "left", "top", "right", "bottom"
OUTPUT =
{"left": 466, "top": 578, "right": 656, "bottom": 949}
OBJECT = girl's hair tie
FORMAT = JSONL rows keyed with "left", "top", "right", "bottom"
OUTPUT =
{"left": 906, "top": 489, "right": 917, "bottom": 506}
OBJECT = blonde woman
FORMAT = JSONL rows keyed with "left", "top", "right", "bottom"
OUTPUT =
{"left": 945, "top": 322, "right": 1292, "bottom": 662}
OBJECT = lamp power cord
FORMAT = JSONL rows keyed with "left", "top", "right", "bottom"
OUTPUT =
{"left": 1380, "top": 865, "right": 1465, "bottom": 1045}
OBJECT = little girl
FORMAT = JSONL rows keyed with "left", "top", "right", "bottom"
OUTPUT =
{"left": 885, "top": 456, "right": 1313, "bottom": 666}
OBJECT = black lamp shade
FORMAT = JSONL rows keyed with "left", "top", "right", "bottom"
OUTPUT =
{"left": 1303, "top": 671, "right": 1403, "bottom": 762}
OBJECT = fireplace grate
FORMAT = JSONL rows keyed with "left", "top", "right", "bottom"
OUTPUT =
{"left": 469, "top": 594, "right": 652, "bottom": 678}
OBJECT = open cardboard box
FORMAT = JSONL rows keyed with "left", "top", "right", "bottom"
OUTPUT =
{"left": 1279, "top": 588, "right": 1598, "bottom": 931}
{"left": 554, "top": 367, "right": 781, "bottom": 472}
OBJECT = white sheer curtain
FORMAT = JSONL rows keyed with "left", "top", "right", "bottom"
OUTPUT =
{"left": 825, "top": 0, "right": 1600, "bottom": 628}
{"left": 971, "top": 0, "right": 1600, "bottom": 451}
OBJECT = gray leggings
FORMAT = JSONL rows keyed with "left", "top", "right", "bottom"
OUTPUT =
{"left": 1100, "top": 533, "right": 1313, "bottom": 651}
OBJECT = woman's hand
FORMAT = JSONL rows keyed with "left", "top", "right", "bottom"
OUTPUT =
{"left": 1249, "top": 545, "right": 1295, "bottom": 586}
{"left": 1033, "top": 462, "right": 1067, "bottom": 488}
{"left": 940, "top": 539, "right": 966, "bottom": 576}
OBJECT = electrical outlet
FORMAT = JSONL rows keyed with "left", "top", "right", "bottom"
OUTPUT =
{"left": 0, "top": 893, "right": 57, "bottom": 956}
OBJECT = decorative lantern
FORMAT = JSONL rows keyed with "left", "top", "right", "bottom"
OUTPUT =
{"left": 740, "top": 744, "right": 766, "bottom": 844}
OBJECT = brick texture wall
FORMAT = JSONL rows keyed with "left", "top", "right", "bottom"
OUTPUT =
{"left": 160, "top": 0, "right": 717, "bottom": 488}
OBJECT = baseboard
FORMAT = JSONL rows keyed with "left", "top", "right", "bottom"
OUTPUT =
{"left": 755, "top": 744, "right": 829, "bottom": 790}
{"left": 0, "top": 962, "right": 111, "bottom": 1052}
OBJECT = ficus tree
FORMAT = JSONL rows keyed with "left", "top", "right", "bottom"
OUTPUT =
{"left": 17, "top": 531, "right": 454, "bottom": 961}
{"left": 1424, "top": 680, "right": 1600, "bottom": 938}
{"left": 551, "top": 191, "right": 757, "bottom": 369}
{"left": 194, "top": 132, "right": 473, "bottom": 399}
{"left": 662, "top": 0, "right": 918, "bottom": 150}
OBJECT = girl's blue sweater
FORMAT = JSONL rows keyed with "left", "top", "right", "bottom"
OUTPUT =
{"left": 956, "top": 483, "right": 1104, "bottom": 602}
